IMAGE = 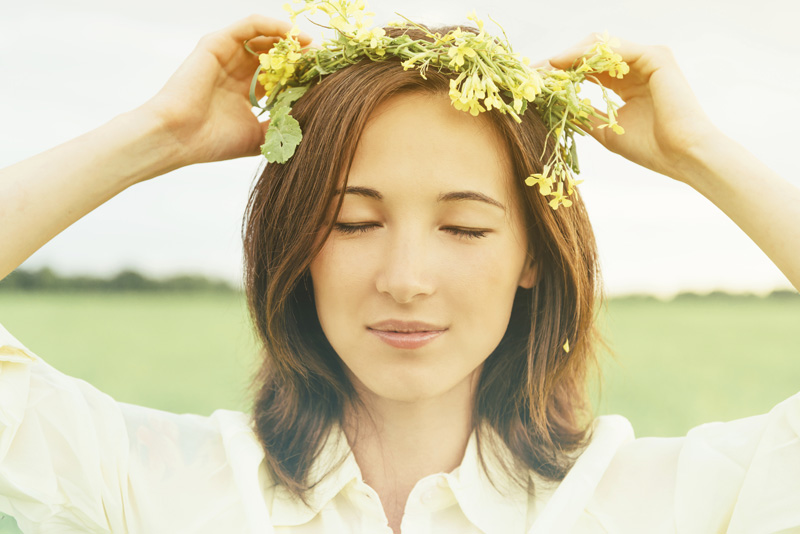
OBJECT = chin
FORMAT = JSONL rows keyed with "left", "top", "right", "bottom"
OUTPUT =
{"left": 387, "top": 382, "right": 443, "bottom": 401}
{"left": 361, "top": 369, "right": 467, "bottom": 403}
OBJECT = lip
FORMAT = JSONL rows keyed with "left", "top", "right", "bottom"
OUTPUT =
{"left": 368, "top": 329, "right": 446, "bottom": 349}
{"left": 368, "top": 319, "right": 447, "bottom": 332}
{"left": 367, "top": 319, "right": 448, "bottom": 350}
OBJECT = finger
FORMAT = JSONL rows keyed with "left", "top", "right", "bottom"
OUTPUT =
{"left": 223, "top": 14, "right": 313, "bottom": 45}
{"left": 528, "top": 59, "right": 554, "bottom": 71}
{"left": 546, "top": 34, "right": 599, "bottom": 70}
{"left": 548, "top": 32, "right": 656, "bottom": 98}
{"left": 302, "top": 41, "right": 322, "bottom": 52}
{"left": 568, "top": 107, "right": 614, "bottom": 146}
{"left": 581, "top": 69, "right": 620, "bottom": 92}
{"left": 548, "top": 31, "right": 648, "bottom": 71}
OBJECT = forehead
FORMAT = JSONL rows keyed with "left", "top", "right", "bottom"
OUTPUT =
{"left": 345, "top": 92, "right": 514, "bottom": 202}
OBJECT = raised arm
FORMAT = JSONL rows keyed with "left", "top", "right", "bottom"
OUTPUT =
{"left": 547, "top": 35, "right": 800, "bottom": 292}
{"left": 0, "top": 15, "right": 311, "bottom": 281}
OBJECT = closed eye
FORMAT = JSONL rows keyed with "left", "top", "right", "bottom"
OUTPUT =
{"left": 333, "top": 223, "right": 489, "bottom": 240}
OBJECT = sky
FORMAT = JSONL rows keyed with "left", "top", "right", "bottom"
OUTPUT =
{"left": 1, "top": 0, "right": 797, "bottom": 298}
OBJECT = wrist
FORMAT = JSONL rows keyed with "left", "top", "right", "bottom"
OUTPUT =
{"left": 670, "top": 126, "right": 733, "bottom": 190}
{"left": 111, "top": 106, "right": 190, "bottom": 186}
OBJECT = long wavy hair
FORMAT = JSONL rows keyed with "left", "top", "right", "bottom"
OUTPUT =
{"left": 242, "top": 24, "right": 607, "bottom": 507}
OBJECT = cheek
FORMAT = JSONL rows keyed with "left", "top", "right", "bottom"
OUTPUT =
{"left": 309, "top": 245, "right": 338, "bottom": 324}
{"left": 430, "top": 245, "right": 524, "bottom": 391}
{"left": 312, "top": 241, "right": 373, "bottom": 290}
{"left": 451, "top": 236, "right": 526, "bottom": 291}
{"left": 308, "top": 240, "right": 370, "bottom": 333}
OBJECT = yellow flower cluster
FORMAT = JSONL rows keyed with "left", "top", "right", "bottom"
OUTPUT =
{"left": 395, "top": 13, "right": 545, "bottom": 122}
{"left": 248, "top": 1, "right": 629, "bottom": 210}
{"left": 257, "top": 37, "right": 304, "bottom": 96}
{"left": 525, "top": 161, "right": 584, "bottom": 210}
{"left": 523, "top": 31, "right": 629, "bottom": 209}
{"left": 570, "top": 32, "right": 629, "bottom": 136}
{"left": 576, "top": 33, "right": 630, "bottom": 79}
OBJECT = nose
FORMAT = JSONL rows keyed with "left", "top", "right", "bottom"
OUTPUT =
{"left": 375, "top": 228, "right": 436, "bottom": 304}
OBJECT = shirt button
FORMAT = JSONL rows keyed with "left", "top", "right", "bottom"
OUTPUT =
{"left": 421, "top": 488, "right": 436, "bottom": 506}
{"left": 436, "top": 475, "right": 449, "bottom": 489}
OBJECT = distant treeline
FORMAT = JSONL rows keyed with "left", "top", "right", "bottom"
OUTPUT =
{"left": 0, "top": 267, "right": 797, "bottom": 299}
{"left": 0, "top": 267, "right": 237, "bottom": 293}
{"left": 613, "top": 288, "right": 799, "bottom": 301}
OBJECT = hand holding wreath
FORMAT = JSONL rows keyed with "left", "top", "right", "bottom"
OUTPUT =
{"left": 547, "top": 34, "right": 722, "bottom": 185}
{"left": 139, "top": 15, "right": 312, "bottom": 167}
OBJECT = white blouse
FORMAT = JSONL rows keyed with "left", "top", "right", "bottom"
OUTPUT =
{"left": 0, "top": 321, "right": 798, "bottom": 533}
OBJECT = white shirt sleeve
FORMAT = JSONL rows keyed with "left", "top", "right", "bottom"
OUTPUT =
{"left": 582, "top": 390, "right": 800, "bottom": 533}
{"left": 0, "top": 322, "right": 271, "bottom": 534}
{"left": 0, "top": 322, "right": 132, "bottom": 532}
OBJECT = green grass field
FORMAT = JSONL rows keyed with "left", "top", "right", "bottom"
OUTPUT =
{"left": 0, "top": 291, "right": 798, "bottom": 530}
{"left": 592, "top": 295, "right": 800, "bottom": 435}
{"left": 1, "top": 291, "right": 798, "bottom": 435}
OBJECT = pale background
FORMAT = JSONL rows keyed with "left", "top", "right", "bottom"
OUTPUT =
{"left": 1, "top": 0, "right": 797, "bottom": 298}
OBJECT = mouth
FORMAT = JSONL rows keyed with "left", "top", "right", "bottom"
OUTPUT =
{"left": 367, "top": 327, "right": 446, "bottom": 349}
{"left": 367, "top": 319, "right": 447, "bottom": 332}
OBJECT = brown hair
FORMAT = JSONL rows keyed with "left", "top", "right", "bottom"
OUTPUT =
{"left": 242, "top": 25, "right": 607, "bottom": 507}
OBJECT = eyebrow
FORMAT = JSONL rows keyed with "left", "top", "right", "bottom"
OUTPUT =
{"left": 334, "top": 186, "right": 506, "bottom": 212}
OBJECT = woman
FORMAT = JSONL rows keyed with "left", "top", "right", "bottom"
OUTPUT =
{"left": 1, "top": 12, "right": 798, "bottom": 534}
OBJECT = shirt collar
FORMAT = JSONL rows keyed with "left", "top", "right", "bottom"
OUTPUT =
{"left": 268, "top": 422, "right": 362, "bottom": 527}
{"left": 268, "top": 420, "right": 540, "bottom": 533}
{"left": 451, "top": 425, "right": 532, "bottom": 534}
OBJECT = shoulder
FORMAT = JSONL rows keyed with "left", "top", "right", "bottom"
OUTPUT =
{"left": 579, "top": 396, "right": 800, "bottom": 532}
{"left": 0, "top": 320, "right": 274, "bottom": 532}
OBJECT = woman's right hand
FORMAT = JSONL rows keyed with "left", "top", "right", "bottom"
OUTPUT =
{"left": 0, "top": 15, "right": 311, "bottom": 281}
{"left": 138, "top": 15, "right": 312, "bottom": 168}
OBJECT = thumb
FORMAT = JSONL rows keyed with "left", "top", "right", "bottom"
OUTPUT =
{"left": 553, "top": 107, "right": 609, "bottom": 147}
{"left": 247, "top": 117, "right": 269, "bottom": 157}
{"left": 528, "top": 59, "right": 554, "bottom": 70}
{"left": 259, "top": 117, "right": 271, "bottom": 141}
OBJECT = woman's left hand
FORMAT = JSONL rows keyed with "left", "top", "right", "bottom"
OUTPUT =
{"left": 546, "top": 34, "right": 721, "bottom": 185}
{"left": 547, "top": 33, "right": 800, "bottom": 293}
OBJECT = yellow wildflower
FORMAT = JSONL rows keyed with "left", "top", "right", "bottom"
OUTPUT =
{"left": 598, "top": 121, "right": 625, "bottom": 135}
{"left": 330, "top": 15, "right": 357, "bottom": 34}
{"left": 525, "top": 166, "right": 554, "bottom": 196}
{"left": 447, "top": 41, "right": 477, "bottom": 68}
{"left": 353, "top": 26, "right": 386, "bottom": 51}
{"left": 465, "top": 10, "right": 486, "bottom": 38}
{"left": 250, "top": 0, "right": 630, "bottom": 208}
{"left": 346, "top": 0, "right": 366, "bottom": 15}
{"left": 453, "top": 98, "right": 486, "bottom": 117}
{"left": 434, "top": 31, "right": 456, "bottom": 45}
{"left": 548, "top": 182, "right": 573, "bottom": 210}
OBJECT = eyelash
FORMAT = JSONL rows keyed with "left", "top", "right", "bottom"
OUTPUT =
{"left": 333, "top": 223, "right": 488, "bottom": 240}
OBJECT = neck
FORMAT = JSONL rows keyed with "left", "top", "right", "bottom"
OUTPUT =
{"left": 342, "top": 368, "right": 479, "bottom": 506}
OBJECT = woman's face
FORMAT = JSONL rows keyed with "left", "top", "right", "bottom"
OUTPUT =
{"left": 309, "top": 91, "right": 536, "bottom": 405}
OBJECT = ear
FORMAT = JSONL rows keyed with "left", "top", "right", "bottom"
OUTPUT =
{"left": 518, "top": 259, "right": 539, "bottom": 289}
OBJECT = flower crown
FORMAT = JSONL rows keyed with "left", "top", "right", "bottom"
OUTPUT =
{"left": 246, "top": 0, "right": 629, "bottom": 210}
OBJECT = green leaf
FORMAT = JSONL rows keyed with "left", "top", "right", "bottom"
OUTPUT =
{"left": 274, "top": 85, "right": 309, "bottom": 108}
{"left": 260, "top": 86, "right": 310, "bottom": 164}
